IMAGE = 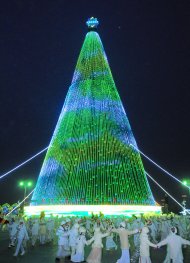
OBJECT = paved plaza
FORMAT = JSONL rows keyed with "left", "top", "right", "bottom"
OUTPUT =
{"left": 1, "top": 229, "right": 190, "bottom": 263}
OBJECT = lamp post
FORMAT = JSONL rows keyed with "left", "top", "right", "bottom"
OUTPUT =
{"left": 19, "top": 180, "right": 33, "bottom": 206}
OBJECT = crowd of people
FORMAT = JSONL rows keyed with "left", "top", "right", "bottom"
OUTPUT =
{"left": 1, "top": 211, "right": 190, "bottom": 263}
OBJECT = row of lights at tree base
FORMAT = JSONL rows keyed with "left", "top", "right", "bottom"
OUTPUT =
{"left": 25, "top": 205, "right": 161, "bottom": 217}
{"left": 31, "top": 198, "right": 154, "bottom": 205}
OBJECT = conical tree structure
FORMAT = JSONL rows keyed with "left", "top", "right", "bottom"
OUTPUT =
{"left": 31, "top": 20, "right": 155, "bottom": 207}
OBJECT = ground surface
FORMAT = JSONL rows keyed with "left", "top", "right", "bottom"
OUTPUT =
{"left": 1, "top": 230, "right": 190, "bottom": 263}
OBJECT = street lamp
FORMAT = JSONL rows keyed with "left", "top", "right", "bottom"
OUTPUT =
{"left": 181, "top": 179, "right": 190, "bottom": 215}
{"left": 19, "top": 181, "right": 24, "bottom": 187}
{"left": 18, "top": 180, "right": 33, "bottom": 205}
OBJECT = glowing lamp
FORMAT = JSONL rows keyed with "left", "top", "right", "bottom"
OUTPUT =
{"left": 27, "top": 181, "right": 32, "bottom": 187}
{"left": 183, "top": 181, "right": 187, "bottom": 186}
{"left": 19, "top": 181, "right": 24, "bottom": 187}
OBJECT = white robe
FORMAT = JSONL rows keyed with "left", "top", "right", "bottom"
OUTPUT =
{"left": 31, "top": 221, "right": 39, "bottom": 236}
{"left": 157, "top": 233, "right": 190, "bottom": 263}
{"left": 87, "top": 230, "right": 109, "bottom": 263}
{"left": 56, "top": 226, "right": 69, "bottom": 246}
{"left": 139, "top": 232, "right": 156, "bottom": 263}
{"left": 71, "top": 235, "right": 87, "bottom": 262}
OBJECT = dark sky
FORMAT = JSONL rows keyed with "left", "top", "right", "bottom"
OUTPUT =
{"left": 0, "top": 1, "right": 190, "bottom": 212}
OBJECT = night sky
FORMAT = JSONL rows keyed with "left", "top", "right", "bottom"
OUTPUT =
{"left": 0, "top": 1, "right": 190, "bottom": 212}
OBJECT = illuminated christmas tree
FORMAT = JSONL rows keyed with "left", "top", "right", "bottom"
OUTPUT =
{"left": 29, "top": 18, "right": 158, "bottom": 215}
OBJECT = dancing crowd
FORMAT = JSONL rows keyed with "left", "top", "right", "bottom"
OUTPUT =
{"left": 1, "top": 212, "right": 190, "bottom": 263}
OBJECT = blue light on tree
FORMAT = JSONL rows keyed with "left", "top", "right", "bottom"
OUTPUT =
{"left": 86, "top": 17, "right": 99, "bottom": 29}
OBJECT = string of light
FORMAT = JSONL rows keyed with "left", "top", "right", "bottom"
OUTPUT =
{"left": 0, "top": 142, "right": 188, "bottom": 200}
{"left": 31, "top": 30, "right": 154, "bottom": 206}
{"left": 0, "top": 147, "right": 48, "bottom": 180}
{"left": 130, "top": 144, "right": 190, "bottom": 191}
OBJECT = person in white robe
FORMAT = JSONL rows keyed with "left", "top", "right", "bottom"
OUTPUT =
{"left": 139, "top": 226, "right": 157, "bottom": 263}
{"left": 71, "top": 226, "right": 88, "bottom": 262}
{"left": 8, "top": 218, "right": 18, "bottom": 247}
{"left": 157, "top": 227, "right": 190, "bottom": 263}
{"left": 112, "top": 221, "right": 139, "bottom": 263}
{"left": 31, "top": 219, "right": 39, "bottom": 247}
{"left": 86, "top": 227, "right": 109, "bottom": 263}
{"left": 69, "top": 223, "right": 80, "bottom": 256}
{"left": 55, "top": 220, "right": 70, "bottom": 261}
{"left": 13, "top": 220, "right": 29, "bottom": 257}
